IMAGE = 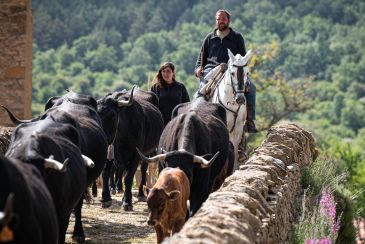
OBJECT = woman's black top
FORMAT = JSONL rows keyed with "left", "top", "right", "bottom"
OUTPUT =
{"left": 151, "top": 80, "right": 190, "bottom": 125}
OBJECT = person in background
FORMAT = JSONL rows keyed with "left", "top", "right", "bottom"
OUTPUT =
{"left": 151, "top": 62, "right": 190, "bottom": 126}
{"left": 195, "top": 9, "right": 258, "bottom": 133}
{"left": 135, "top": 62, "right": 190, "bottom": 190}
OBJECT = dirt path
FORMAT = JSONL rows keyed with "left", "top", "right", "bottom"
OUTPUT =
{"left": 66, "top": 189, "right": 156, "bottom": 244}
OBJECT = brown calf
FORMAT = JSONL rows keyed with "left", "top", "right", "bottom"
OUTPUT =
{"left": 144, "top": 167, "right": 190, "bottom": 244}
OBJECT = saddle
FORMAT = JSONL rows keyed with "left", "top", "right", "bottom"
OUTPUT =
{"left": 200, "top": 63, "right": 227, "bottom": 100}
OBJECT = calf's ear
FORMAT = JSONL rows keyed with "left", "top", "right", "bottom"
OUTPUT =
{"left": 167, "top": 190, "right": 180, "bottom": 201}
{"left": 143, "top": 185, "right": 151, "bottom": 197}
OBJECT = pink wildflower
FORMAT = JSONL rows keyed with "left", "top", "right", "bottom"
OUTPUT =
{"left": 331, "top": 218, "right": 341, "bottom": 235}
{"left": 305, "top": 239, "right": 318, "bottom": 244}
{"left": 305, "top": 238, "right": 332, "bottom": 244}
{"left": 320, "top": 189, "right": 337, "bottom": 221}
{"left": 320, "top": 238, "right": 332, "bottom": 244}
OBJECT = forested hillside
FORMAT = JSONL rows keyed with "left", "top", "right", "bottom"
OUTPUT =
{"left": 32, "top": 0, "right": 365, "bottom": 224}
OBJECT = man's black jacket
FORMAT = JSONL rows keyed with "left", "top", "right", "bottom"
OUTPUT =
{"left": 195, "top": 27, "right": 246, "bottom": 74}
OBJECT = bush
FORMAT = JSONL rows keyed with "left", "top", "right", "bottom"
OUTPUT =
{"left": 292, "top": 155, "right": 355, "bottom": 243}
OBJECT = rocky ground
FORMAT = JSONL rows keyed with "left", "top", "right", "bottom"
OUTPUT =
{"left": 66, "top": 188, "right": 156, "bottom": 244}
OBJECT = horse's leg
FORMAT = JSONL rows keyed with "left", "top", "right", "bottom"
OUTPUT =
{"left": 229, "top": 130, "right": 240, "bottom": 171}
{"left": 237, "top": 132, "right": 247, "bottom": 163}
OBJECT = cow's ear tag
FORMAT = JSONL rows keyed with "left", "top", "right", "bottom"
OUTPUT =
{"left": 0, "top": 225, "right": 14, "bottom": 242}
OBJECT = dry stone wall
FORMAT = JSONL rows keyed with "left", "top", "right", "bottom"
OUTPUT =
{"left": 0, "top": 0, "right": 32, "bottom": 126}
{"left": 165, "top": 124, "right": 318, "bottom": 244}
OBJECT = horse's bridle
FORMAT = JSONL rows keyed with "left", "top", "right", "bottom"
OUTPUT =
{"left": 215, "top": 63, "right": 247, "bottom": 133}
{"left": 231, "top": 63, "right": 247, "bottom": 96}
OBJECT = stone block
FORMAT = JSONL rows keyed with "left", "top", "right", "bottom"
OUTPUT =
{"left": 3, "top": 66, "right": 25, "bottom": 79}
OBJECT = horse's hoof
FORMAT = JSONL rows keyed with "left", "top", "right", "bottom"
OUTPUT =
{"left": 137, "top": 196, "right": 147, "bottom": 202}
{"left": 101, "top": 200, "right": 112, "bottom": 208}
{"left": 123, "top": 204, "right": 133, "bottom": 211}
{"left": 111, "top": 189, "right": 116, "bottom": 195}
{"left": 72, "top": 235, "right": 85, "bottom": 243}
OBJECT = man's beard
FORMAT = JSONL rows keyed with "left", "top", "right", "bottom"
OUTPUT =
{"left": 217, "top": 23, "right": 228, "bottom": 31}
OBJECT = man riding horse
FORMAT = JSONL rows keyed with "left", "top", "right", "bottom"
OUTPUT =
{"left": 195, "top": 9, "right": 257, "bottom": 135}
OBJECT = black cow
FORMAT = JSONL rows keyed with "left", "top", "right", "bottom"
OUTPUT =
{"left": 5, "top": 111, "right": 88, "bottom": 244}
{"left": 97, "top": 87, "right": 164, "bottom": 210}
{"left": 0, "top": 154, "right": 59, "bottom": 243}
{"left": 3, "top": 91, "right": 107, "bottom": 243}
{"left": 44, "top": 91, "right": 108, "bottom": 242}
{"left": 137, "top": 98, "right": 234, "bottom": 216}
{"left": 44, "top": 91, "right": 108, "bottom": 186}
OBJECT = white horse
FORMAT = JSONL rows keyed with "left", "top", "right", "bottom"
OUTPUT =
{"left": 201, "top": 49, "right": 252, "bottom": 169}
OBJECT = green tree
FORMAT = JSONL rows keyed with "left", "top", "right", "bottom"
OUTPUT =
{"left": 331, "top": 94, "right": 345, "bottom": 124}
{"left": 84, "top": 44, "right": 118, "bottom": 72}
{"left": 340, "top": 100, "right": 365, "bottom": 132}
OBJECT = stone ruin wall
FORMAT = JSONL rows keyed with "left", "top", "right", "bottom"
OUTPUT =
{"left": 0, "top": 0, "right": 32, "bottom": 126}
{"left": 165, "top": 124, "right": 318, "bottom": 244}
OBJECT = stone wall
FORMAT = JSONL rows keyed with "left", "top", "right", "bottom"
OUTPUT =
{"left": 165, "top": 124, "right": 318, "bottom": 244}
{"left": 0, "top": 0, "right": 32, "bottom": 126}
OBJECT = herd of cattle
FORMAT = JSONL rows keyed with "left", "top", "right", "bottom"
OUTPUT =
{"left": 0, "top": 87, "right": 234, "bottom": 244}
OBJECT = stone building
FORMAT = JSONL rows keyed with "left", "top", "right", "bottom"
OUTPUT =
{"left": 0, "top": 0, "right": 32, "bottom": 126}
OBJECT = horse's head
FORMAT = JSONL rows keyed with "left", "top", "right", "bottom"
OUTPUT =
{"left": 227, "top": 49, "right": 252, "bottom": 105}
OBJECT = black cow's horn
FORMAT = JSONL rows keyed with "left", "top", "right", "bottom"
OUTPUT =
{"left": 44, "top": 156, "right": 69, "bottom": 172}
{"left": 0, "top": 193, "right": 14, "bottom": 224}
{"left": 1, "top": 105, "right": 31, "bottom": 125}
{"left": 118, "top": 86, "right": 135, "bottom": 107}
{"left": 193, "top": 151, "right": 220, "bottom": 168}
{"left": 82, "top": 155, "right": 95, "bottom": 168}
{"left": 136, "top": 147, "right": 166, "bottom": 163}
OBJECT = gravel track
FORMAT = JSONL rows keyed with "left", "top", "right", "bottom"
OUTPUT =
{"left": 66, "top": 189, "right": 156, "bottom": 244}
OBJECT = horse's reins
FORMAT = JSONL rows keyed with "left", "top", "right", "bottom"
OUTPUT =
{"left": 203, "top": 65, "right": 226, "bottom": 100}
{"left": 216, "top": 79, "right": 241, "bottom": 133}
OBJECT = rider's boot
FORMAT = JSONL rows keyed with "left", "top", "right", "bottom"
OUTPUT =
{"left": 245, "top": 104, "right": 258, "bottom": 133}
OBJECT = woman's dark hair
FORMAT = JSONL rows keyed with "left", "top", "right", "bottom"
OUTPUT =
{"left": 153, "top": 62, "right": 175, "bottom": 89}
